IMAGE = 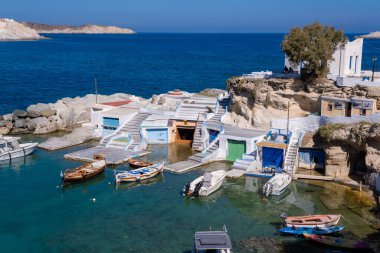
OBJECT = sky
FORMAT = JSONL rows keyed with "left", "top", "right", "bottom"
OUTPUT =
{"left": 1, "top": 0, "right": 380, "bottom": 33}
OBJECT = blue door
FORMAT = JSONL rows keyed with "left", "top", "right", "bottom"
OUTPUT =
{"left": 147, "top": 128, "right": 168, "bottom": 143}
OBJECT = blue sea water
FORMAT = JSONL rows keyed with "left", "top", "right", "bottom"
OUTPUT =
{"left": 1, "top": 33, "right": 379, "bottom": 114}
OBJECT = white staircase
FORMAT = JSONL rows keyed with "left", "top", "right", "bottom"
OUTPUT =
{"left": 100, "top": 112, "right": 151, "bottom": 151}
{"left": 188, "top": 140, "right": 220, "bottom": 163}
{"left": 174, "top": 96, "right": 217, "bottom": 121}
{"left": 232, "top": 153, "right": 256, "bottom": 171}
{"left": 191, "top": 120, "right": 205, "bottom": 150}
{"left": 207, "top": 97, "right": 229, "bottom": 124}
{"left": 284, "top": 130, "right": 303, "bottom": 176}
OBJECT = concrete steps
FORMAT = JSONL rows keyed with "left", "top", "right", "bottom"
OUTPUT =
{"left": 232, "top": 153, "right": 256, "bottom": 171}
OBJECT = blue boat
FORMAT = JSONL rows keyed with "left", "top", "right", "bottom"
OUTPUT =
{"left": 279, "top": 226, "right": 344, "bottom": 235}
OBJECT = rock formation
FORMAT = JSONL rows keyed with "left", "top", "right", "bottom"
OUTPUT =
{"left": 0, "top": 93, "right": 146, "bottom": 135}
{"left": 360, "top": 31, "right": 380, "bottom": 39}
{"left": 23, "top": 22, "right": 135, "bottom": 34}
{"left": 225, "top": 76, "right": 380, "bottom": 129}
{"left": 0, "top": 18, "right": 45, "bottom": 40}
{"left": 302, "top": 123, "right": 380, "bottom": 186}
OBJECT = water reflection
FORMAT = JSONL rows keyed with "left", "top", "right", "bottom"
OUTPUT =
{"left": 115, "top": 174, "right": 165, "bottom": 190}
{"left": 61, "top": 173, "right": 106, "bottom": 190}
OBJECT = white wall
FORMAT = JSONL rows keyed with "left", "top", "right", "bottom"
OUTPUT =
{"left": 218, "top": 134, "right": 266, "bottom": 159}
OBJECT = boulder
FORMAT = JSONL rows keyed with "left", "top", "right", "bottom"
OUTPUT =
{"left": 26, "top": 117, "right": 49, "bottom": 131}
{"left": 27, "top": 103, "right": 51, "bottom": 117}
{"left": 0, "top": 120, "right": 6, "bottom": 127}
{"left": 158, "top": 96, "right": 167, "bottom": 105}
{"left": 33, "top": 120, "right": 58, "bottom": 134}
{"left": 4, "top": 121, "right": 13, "bottom": 129}
{"left": 14, "top": 118, "right": 26, "bottom": 128}
{"left": 0, "top": 127, "right": 10, "bottom": 135}
{"left": 40, "top": 109, "right": 56, "bottom": 117}
{"left": 27, "top": 110, "right": 41, "bottom": 118}
{"left": 10, "top": 128, "right": 29, "bottom": 134}
{"left": 13, "top": 109, "right": 27, "bottom": 118}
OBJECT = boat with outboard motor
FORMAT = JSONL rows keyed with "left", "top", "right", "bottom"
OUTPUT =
{"left": 262, "top": 173, "right": 292, "bottom": 196}
{"left": 279, "top": 226, "right": 344, "bottom": 236}
{"left": 183, "top": 170, "right": 226, "bottom": 197}
{"left": 193, "top": 225, "right": 232, "bottom": 253}
{"left": 0, "top": 136, "right": 38, "bottom": 161}
{"left": 61, "top": 159, "right": 106, "bottom": 182}
{"left": 115, "top": 162, "right": 164, "bottom": 183}
{"left": 280, "top": 213, "right": 341, "bottom": 229}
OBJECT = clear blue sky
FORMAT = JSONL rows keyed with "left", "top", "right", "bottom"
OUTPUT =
{"left": 1, "top": 0, "right": 379, "bottom": 33}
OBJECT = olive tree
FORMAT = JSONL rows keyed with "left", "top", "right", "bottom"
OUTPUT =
{"left": 282, "top": 23, "right": 347, "bottom": 81}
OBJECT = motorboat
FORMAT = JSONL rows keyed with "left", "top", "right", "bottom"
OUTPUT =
{"left": 281, "top": 214, "right": 341, "bottom": 229}
{"left": 303, "top": 233, "right": 371, "bottom": 250}
{"left": 279, "top": 226, "right": 344, "bottom": 236}
{"left": 0, "top": 136, "right": 38, "bottom": 161}
{"left": 193, "top": 225, "right": 232, "bottom": 253}
{"left": 62, "top": 159, "right": 106, "bottom": 182}
{"left": 262, "top": 173, "right": 292, "bottom": 196}
{"left": 184, "top": 170, "right": 226, "bottom": 197}
{"left": 115, "top": 162, "right": 164, "bottom": 183}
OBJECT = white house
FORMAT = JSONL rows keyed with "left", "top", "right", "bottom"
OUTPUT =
{"left": 285, "top": 38, "right": 364, "bottom": 77}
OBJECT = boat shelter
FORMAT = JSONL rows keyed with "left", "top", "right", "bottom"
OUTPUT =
{"left": 321, "top": 96, "right": 377, "bottom": 117}
{"left": 141, "top": 114, "right": 174, "bottom": 144}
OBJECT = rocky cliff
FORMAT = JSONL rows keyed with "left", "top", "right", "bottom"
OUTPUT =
{"left": 0, "top": 18, "right": 45, "bottom": 40}
{"left": 23, "top": 22, "right": 135, "bottom": 34}
{"left": 301, "top": 123, "right": 380, "bottom": 186}
{"left": 225, "top": 76, "right": 380, "bottom": 129}
{"left": 360, "top": 31, "right": 380, "bottom": 39}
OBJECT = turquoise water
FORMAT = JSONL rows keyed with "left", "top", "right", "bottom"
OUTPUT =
{"left": 0, "top": 136, "right": 378, "bottom": 252}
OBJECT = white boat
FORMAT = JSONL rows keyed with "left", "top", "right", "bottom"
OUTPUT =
{"left": 184, "top": 170, "right": 226, "bottom": 197}
{"left": 262, "top": 173, "right": 292, "bottom": 196}
{"left": 0, "top": 136, "right": 38, "bottom": 161}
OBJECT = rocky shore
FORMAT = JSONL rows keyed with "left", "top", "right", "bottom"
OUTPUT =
{"left": 360, "top": 31, "right": 380, "bottom": 39}
{"left": 0, "top": 93, "right": 145, "bottom": 136}
{"left": 0, "top": 18, "right": 45, "bottom": 40}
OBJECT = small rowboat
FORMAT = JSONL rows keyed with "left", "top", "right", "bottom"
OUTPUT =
{"left": 115, "top": 163, "right": 164, "bottom": 184}
{"left": 303, "top": 233, "right": 371, "bottom": 250}
{"left": 62, "top": 160, "right": 106, "bottom": 182}
{"left": 281, "top": 214, "right": 341, "bottom": 228}
{"left": 128, "top": 158, "right": 153, "bottom": 168}
{"left": 279, "top": 226, "right": 344, "bottom": 236}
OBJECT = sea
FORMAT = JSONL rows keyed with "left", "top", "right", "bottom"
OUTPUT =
{"left": 0, "top": 34, "right": 379, "bottom": 252}
{"left": 0, "top": 33, "right": 379, "bottom": 114}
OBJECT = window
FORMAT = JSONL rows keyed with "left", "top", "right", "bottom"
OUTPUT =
{"left": 360, "top": 109, "right": 366, "bottom": 116}
{"left": 334, "top": 102, "right": 343, "bottom": 110}
{"left": 349, "top": 56, "right": 353, "bottom": 69}
{"left": 327, "top": 103, "right": 333, "bottom": 111}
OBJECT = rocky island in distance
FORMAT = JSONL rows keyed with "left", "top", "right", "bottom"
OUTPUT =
{"left": 0, "top": 18, "right": 135, "bottom": 41}
{"left": 23, "top": 22, "right": 136, "bottom": 34}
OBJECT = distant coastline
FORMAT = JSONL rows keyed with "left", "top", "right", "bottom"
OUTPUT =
{"left": 23, "top": 22, "right": 136, "bottom": 34}
{"left": 359, "top": 31, "right": 380, "bottom": 39}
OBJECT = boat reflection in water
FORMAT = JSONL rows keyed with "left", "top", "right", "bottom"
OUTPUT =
{"left": 115, "top": 173, "right": 164, "bottom": 190}
{"left": 61, "top": 172, "right": 106, "bottom": 190}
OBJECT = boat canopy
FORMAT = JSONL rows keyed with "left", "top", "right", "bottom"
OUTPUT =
{"left": 194, "top": 231, "right": 232, "bottom": 250}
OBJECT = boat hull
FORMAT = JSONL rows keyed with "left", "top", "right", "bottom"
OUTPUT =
{"left": 303, "top": 233, "right": 371, "bottom": 250}
{"left": 263, "top": 174, "right": 292, "bottom": 196}
{"left": 283, "top": 215, "right": 341, "bottom": 229}
{"left": 115, "top": 163, "right": 164, "bottom": 183}
{"left": 279, "top": 226, "right": 344, "bottom": 235}
{"left": 63, "top": 160, "right": 106, "bottom": 182}
{"left": 0, "top": 143, "right": 38, "bottom": 161}
{"left": 185, "top": 170, "right": 226, "bottom": 197}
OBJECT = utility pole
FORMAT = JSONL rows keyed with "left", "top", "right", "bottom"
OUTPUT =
{"left": 286, "top": 100, "right": 290, "bottom": 135}
{"left": 372, "top": 56, "right": 377, "bottom": 82}
{"left": 94, "top": 78, "right": 98, "bottom": 103}
{"left": 338, "top": 46, "right": 342, "bottom": 76}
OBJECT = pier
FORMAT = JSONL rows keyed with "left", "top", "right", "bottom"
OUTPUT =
{"left": 64, "top": 146, "right": 150, "bottom": 165}
{"left": 165, "top": 160, "right": 201, "bottom": 173}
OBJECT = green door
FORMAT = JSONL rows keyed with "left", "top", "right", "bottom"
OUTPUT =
{"left": 227, "top": 140, "right": 246, "bottom": 161}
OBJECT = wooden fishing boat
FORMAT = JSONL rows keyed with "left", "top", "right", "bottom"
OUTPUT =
{"left": 279, "top": 226, "right": 344, "bottom": 236}
{"left": 62, "top": 160, "right": 106, "bottom": 182}
{"left": 128, "top": 158, "right": 153, "bottom": 168}
{"left": 115, "top": 163, "right": 164, "bottom": 183}
{"left": 303, "top": 233, "right": 371, "bottom": 250}
{"left": 281, "top": 214, "right": 341, "bottom": 228}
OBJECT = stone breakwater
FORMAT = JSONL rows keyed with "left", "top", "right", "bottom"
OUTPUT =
{"left": 0, "top": 93, "right": 146, "bottom": 135}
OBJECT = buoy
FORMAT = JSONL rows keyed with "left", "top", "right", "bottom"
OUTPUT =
{"left": 92, "top": 198, "right": 96, "bottom": 203}
{"left": 56, "top": 185, "right": 59, "bottom": 188}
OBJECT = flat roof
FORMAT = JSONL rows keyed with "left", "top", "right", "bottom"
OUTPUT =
{"left": 102, "top": 107, "right": 139, "bottom": 116}
{"left": 320, "top": 96, "right": 349, "bottom": 102}
{"left": 223, "top": 124, "right": 267, "bottom": 138}
{"left": 100, "top": 100, "right": 132, "bottom": 107}
{"left": 194, "top": 231, "right": 232, "bottom": 250}
{"left": 256, "top": 141, "right": 287, "bottom": 149}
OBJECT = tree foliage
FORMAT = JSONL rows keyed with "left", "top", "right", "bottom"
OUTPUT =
{"left": 282, "top": 23, "right": 347, "bottom": 81}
